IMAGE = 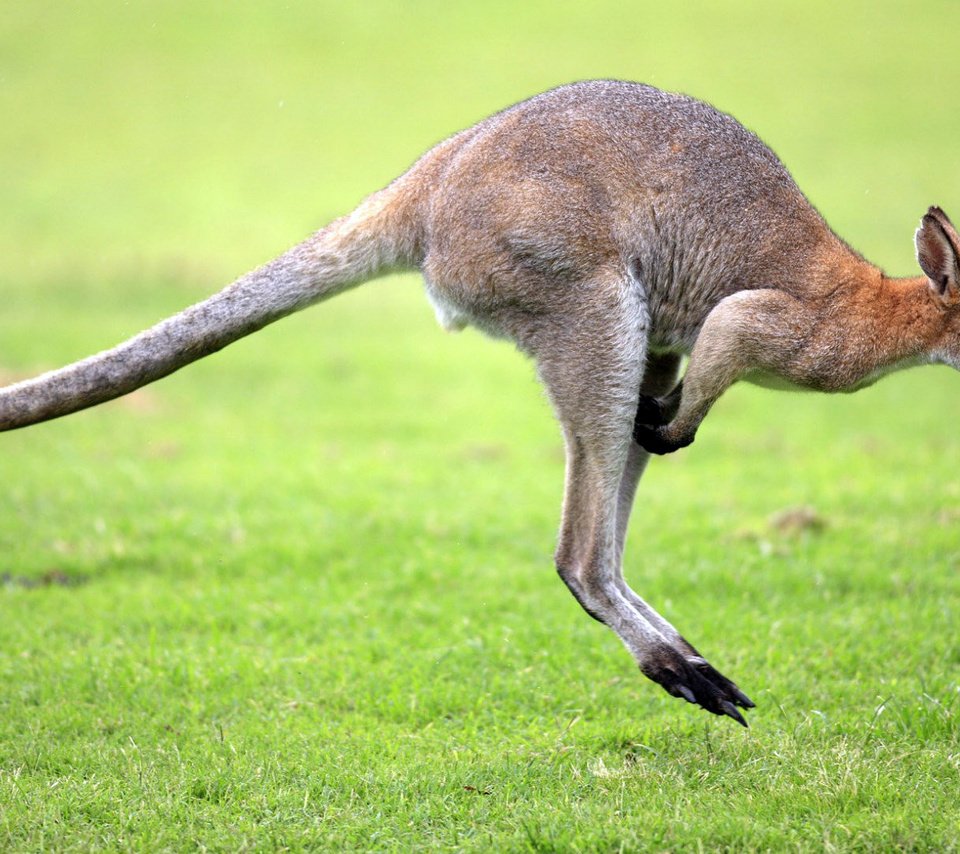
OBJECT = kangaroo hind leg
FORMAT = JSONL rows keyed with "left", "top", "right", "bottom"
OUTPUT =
{"left": 539, "top": 274, "right": 752, "bottom": 724}
{"left": 620, "top": 354, "right": 754, "bottom": 719}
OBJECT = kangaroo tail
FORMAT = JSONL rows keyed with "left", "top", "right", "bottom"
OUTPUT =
{"left": 0, "top": 182, "right": 421, "bottom": 431}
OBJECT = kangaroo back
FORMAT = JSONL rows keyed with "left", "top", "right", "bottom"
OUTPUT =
{"left": 0, "top": 182, "right": 420, "bottom": 431}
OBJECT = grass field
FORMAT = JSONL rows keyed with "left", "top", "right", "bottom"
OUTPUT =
{"left": 2, "top": 2, "right": 959, "bottom": 850}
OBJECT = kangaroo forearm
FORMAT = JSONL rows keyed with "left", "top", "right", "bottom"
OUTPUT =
{"left": 635, "top": 290, "right": 815, "bottom": 453}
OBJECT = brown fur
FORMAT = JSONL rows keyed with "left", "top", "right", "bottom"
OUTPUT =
{"left": 3, "top": 80, "right": 957, "bottom": 725}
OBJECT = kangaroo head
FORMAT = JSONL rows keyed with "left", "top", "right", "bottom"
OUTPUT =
{"left": 915, "top": 206, "right": 960, "bottom": 367}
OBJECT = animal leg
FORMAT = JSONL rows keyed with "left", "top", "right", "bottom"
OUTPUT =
{"left": 618, "top": 353, "right": 683, "bottom": 555}
{"left": 618, "top": 354, "right": 755, "bottom": 715}
{"left": 541, "top": 277, "right": 752, "bottom": 724}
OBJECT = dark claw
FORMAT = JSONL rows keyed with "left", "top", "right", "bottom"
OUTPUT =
{"left": 643, "top": 644, "right": 754, "bottom": 726}
{"left": 692, "top": 660, "right": 756, "bottom": 709}
{"left": 721, "top": 700, "right": 748, "bottom": 727}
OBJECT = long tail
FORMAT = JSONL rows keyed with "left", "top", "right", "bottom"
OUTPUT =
{"left": 0, "top": 182, "right": 420, "bottom": 431}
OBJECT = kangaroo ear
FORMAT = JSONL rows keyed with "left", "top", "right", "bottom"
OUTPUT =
{"left": 916, "top": 206, "right": 960, "bottom": 304}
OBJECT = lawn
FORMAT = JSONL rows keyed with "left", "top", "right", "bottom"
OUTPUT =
{"left": 1, "top": 2, "right": 959, "bottom": 851}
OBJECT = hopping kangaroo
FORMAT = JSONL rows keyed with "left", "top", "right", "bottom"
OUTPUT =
{"left": 3, "top": 81, "right": 958, "bottom": 726}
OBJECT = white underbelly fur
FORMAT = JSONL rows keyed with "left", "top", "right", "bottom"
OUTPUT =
{"left": 425, "top": 283, "right": 469, "bottom": 332}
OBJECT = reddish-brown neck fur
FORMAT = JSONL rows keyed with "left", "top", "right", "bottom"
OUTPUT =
{"left": 877, "top": 274, "right": 943, "bottom": 358}
{"left": 794, "top": 243, "right": 940, "bottom": 390}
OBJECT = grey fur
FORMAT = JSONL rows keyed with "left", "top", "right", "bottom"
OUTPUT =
{"left": 5, "top": 80, "right": 958, "bottom": 724}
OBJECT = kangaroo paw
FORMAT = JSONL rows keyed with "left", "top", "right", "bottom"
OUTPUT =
{"left": 642, "top": 644, "right": 754, "bottom": 726}
{"left": 633, "top": 424, "right": 693, "bottom": 455}
{"left": 634, "top": 394, "right": 670, "bottom": 426}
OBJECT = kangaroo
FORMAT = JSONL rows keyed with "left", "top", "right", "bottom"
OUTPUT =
{"left": 3, "top": 80, "right": 957, "bottom": 726}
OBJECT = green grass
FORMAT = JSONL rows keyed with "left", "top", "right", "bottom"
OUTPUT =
{"left": 2, "top": 1, "right": 959, "bottom": 850}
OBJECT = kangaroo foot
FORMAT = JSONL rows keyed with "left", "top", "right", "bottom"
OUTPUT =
{"left": 642, "top": 644, "right": 755, "bottom": 726}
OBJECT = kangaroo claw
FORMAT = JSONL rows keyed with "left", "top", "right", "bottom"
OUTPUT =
{"left": 721, "top": 700, "right": 748, "bottom": 727}
{"left": 643, "top": 644, "right": 754, "bottom": 726}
